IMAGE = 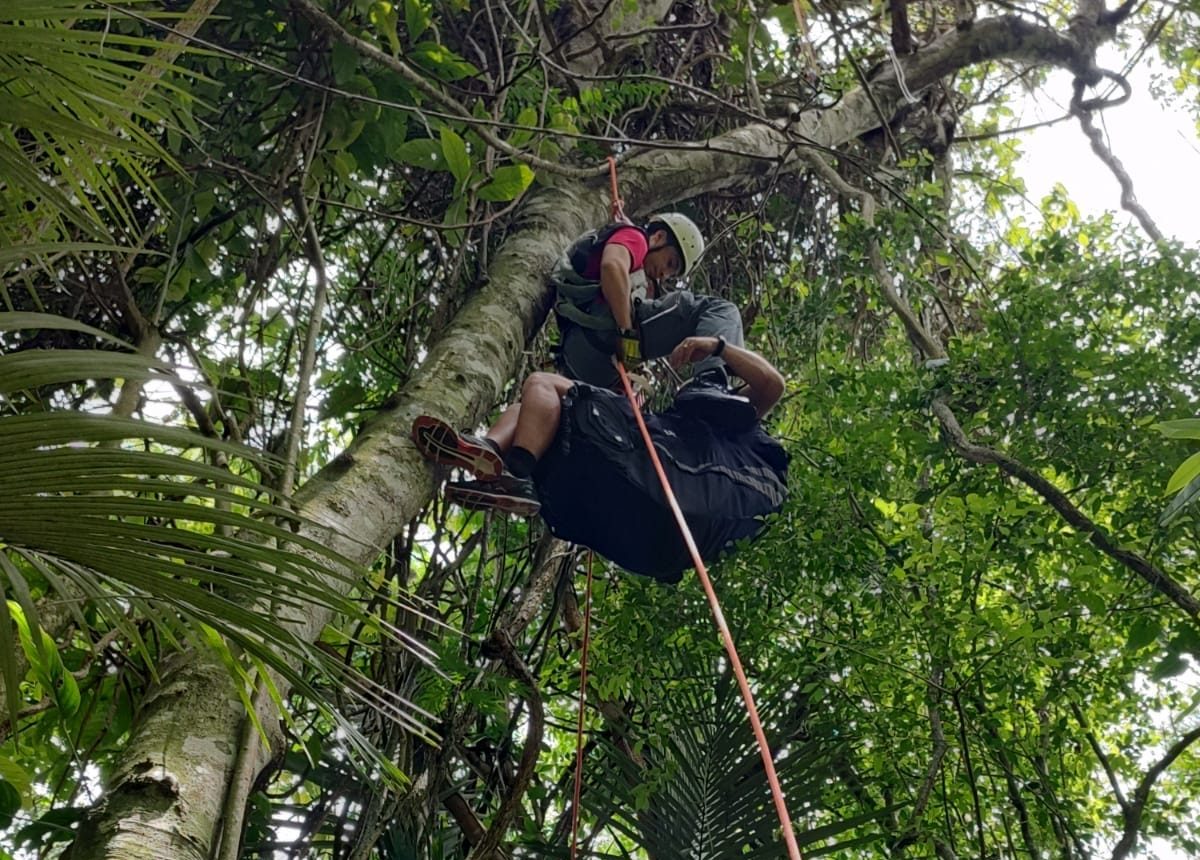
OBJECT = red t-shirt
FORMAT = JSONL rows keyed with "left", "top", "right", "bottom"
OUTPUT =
{"left": 581, "top": 226, "right": 648, "bottom": 280}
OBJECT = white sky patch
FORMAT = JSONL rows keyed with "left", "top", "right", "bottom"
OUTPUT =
{"left": 1016, "top": 47, "right": 1200, "bottom": 243}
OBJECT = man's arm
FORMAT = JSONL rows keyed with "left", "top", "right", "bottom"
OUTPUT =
{"left": 669, "top": 336, "right": 785, "bottom": 418}
{"left": 598, "top": 243, "right": 636, "bottom": 332}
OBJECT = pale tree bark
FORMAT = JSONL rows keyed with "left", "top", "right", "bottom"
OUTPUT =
{"left": 67, "top": 5, "right": 1129, "bottom": 855}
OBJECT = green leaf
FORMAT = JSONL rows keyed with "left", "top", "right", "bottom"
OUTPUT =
{"left": 409, "top": 42, "right": 478, "bottom": 81}
{"left": 0, "top": 759, "right": 28, "bottom": 814}
{"left": 0, "top": 312, "right": 131, "bottom": 347}
{"left": 369, "top": 0, "right": 401, "bottom": 55}
{"left": 1079, "top": 591, "right": 1106, "bottom": 616}
{"left": 439, "top": 127, "right": 471, "bottom": 185}
{"left": 509, "top": 106, "right": 538, "bottom": 148}
{"left": 394, "top": 138, "right": 447, "bottom": 171}
{"left": 52, "top": 669, "right": 80, "bottom": 718}
{"left": 1126, "top": 617, "right": 1162, "bottom": 652}
{"left": 0, "top": 780, "right": 19, "bottom": 830}
{"left": 1152, "top": 652, "right": 1189, "bottom": 681}
{"left": 1165, "top": 450, "right": 1200, "bottom": 495}
{"left": 404, "top": 0, "right": 431, "bottom": 40}
{"left": 1153, "top": 418, "right": 1200, "bottom": 440}
{"left": 1162, "top": 472, "right": 1200, "bottom": 526}
{"left": 330, "top": 41, "right": 359, "bottom": 86}
{"left": 477, "top": 164, "right": 534, "bottom": 202}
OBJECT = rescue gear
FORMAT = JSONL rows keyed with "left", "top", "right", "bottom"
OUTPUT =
{"left": 674, "top": 366, "right": 758, "bottom": 433}
{"left": 617, "top": 328, "right": 643, "bottom": 365}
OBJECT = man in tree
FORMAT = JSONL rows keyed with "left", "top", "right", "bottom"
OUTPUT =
{"left": 552, "top": 213, "right": 746, "bottom": 392}
{"left": 412, "top": 336, "right": 788, "bottom": 583}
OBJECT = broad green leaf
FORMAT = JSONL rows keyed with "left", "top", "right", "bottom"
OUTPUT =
{"left": 330, "top": 41, "right": 359, "bottom": 86}
{"left": 477, "top": 164, "right": 534, "bottom": 202}
{"left": 1164, "top": 450, "right": 1200, "bottom": 495}
{"left": 0, "top": 589, "right": 18, "bottom": 734}
{"left": 0, "top": 757, "right": 30, "bottom": 806}
{"left": 1126, "top": 617, "right": 1161, "bottom": 652}
{"left": 369, "top": 0, "right": 401, "bottom": 55}
{"left": 0, "top": 781, "right": 19, "bottom": 830}
{"left": 509, "top": 106, "right": 538, "bottom": 148}
{"left": 0, "top": 351, "right": 176, "bottom": 393}
{"left": 404, "top": 0, "right": 431, "bottom": 40}
{"left": 1153, "top": 418, "right": 1200, "bottom": 439}
{"left": 409, "top": 42, "right": 478, "bottom": 81}
{"left": 394, "top": 138, "right": 447, "bottom": 171}
{"left": 1079, "top": 591, "right": 1106, "bottom": 616}
{"left": 439, "top": 127, "right": 470, "bottom": 185}
{"left": 1161, "top": 472, "right": 1200, "bottom": 525}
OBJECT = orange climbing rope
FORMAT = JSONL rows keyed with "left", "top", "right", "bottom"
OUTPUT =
{"left": 606, "top": 155, "right": 629, "bottom": 223}
{"left": 601, "top": 155, "right": 802, "bottom": 859}
{"left": 566, "top": 159, "right": 801, "bottom": 858}
{"left": 565, "top": 160, "right": 624, "bottom": 858}
{"left": 615, "top": 360, "right": 803, "bottom": 860}
{"left": 569, "top": 550, "right": 595, "bottom": 860}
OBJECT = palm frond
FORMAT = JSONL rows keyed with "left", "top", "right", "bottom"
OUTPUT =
{"left": 0, "top": 1, "right": 196, "bottom": 268}
{"left": 0, "top": 312, "right": 442, "bottom": 782}
{"left": 572, "top": 671, "right": 890, "bottom": 859}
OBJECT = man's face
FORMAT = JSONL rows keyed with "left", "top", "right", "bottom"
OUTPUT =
{"left": 644, "top": 230, "right": 683, "bottom": 281}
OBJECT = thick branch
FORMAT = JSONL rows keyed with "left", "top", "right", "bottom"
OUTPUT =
{"left": 469, "top": 630, "right": 544, "bottom": 860}
{"left": 1111, "top": 724, "right": 1200, "bottom": 860}
{"left": 932, "top": 399, "right": 1200, "bottom": 618}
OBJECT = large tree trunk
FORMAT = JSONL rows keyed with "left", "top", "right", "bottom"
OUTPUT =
{"left": 66, "top": 7, "right": 1116, "bottom": 854}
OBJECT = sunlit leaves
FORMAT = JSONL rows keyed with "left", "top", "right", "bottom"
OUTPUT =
{"left": 478, "top": 164, "right": 535, "bottom": 202}
{"left": 439, "top": 126, "right": 471, "bottom": 185}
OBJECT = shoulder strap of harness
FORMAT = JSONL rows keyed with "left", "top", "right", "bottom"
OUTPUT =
{"left": 552, "top": 223, "right": 649, "bottom": 331}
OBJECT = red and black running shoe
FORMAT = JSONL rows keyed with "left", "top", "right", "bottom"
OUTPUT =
{"left": 411, "top": 415, "right": 504, "bottom": 481}
{"left": 445, "top": 478, "right": 541, "bottom": 517}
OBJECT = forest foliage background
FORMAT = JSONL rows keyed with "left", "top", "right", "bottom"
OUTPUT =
{"left": 1, "top": 0, "right": 1199, "bottom": 857}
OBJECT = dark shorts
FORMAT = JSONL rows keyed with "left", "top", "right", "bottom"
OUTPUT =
{"left": 533, "top": 384, "right": 788, "bottom": 583}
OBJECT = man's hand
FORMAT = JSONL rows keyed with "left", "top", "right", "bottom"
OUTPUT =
{"left": 617, "top": 328, "right": 643, "bottom": 365}
{"left": 668, "top": 336, "right": 721, "bottom": 369}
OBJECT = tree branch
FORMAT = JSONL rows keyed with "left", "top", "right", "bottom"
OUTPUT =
{"left": 1071, "top": 75, "right": 1164, "bottom": 242}
{"left": 932, "top": 398, "right": 1200, "bottom": 618}
{"left": 1111, "top": 723, "right": 1200, "bottom": 860}
{"left": 1070, "top": 701, "right": 1129, "bottom": 812}
{"left": 469, "top": 629, "right": 545, "bottom": 860}
{"left": 291, "top": 0, "right": 594, "bottom": 180}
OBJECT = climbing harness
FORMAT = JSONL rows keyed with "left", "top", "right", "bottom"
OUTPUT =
{"left": 564, "top": 159, "right": 803, "bottom": 859}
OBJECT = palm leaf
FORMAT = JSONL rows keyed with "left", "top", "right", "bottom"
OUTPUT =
{"left": 566, "top": 671, "right": 889, "bottom": 859}
{"left": 0, "top": 1, "right": 195, "bottom": 264}
{"left": 0, "top": 313, "right": 441, "bottom": 782}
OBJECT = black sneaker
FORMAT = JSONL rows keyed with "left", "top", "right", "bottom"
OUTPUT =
{"left": 445, "top": 478, "right": 541, "bottom": 517}
{"left": 411, "top": 415, "right": 504, "bottom": 481}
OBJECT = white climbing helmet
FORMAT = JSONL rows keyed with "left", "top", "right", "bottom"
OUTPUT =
{"left": 650, "top": 212, "right": 705, "bottom": 276}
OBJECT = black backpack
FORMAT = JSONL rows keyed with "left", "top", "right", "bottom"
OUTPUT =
{"left": 564, "top": 222, "right": 647, "bottom": 277}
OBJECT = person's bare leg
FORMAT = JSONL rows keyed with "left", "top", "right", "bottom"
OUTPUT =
{"left": 485, "top": 403, "right": 520, "bottom": 453}
{"left": 510, "top": 372, "right": 573, "bottom": 463}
